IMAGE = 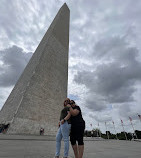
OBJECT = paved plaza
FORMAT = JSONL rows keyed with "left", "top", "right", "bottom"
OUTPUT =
{"left": 0, "top": 135, "right": 141, "bottom": 158}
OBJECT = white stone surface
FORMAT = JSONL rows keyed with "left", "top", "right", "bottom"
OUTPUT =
{"left": 0, "top": 3, "right": 70, "bottom": 135}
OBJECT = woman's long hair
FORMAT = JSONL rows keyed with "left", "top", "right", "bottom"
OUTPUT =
{"left": 64, "top": 98, "right": 70, "bottom": 107}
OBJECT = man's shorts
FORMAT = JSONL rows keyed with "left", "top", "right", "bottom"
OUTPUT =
{"left": 70, "top": 125, "right": 85, "bottom": 145}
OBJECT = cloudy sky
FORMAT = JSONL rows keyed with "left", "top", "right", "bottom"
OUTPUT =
{"left": 0, "top": 0, "right": 141, "bottom": 134}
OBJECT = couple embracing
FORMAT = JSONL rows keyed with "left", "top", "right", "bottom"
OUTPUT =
{"left": 55, "top": 98, "right": 85, "bottom": 158}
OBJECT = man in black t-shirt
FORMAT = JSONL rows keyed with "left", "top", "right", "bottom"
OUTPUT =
{"left": 67, "top": 100, "right": 85, "bottom": 158}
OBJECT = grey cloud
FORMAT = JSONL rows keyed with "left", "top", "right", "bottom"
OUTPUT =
{"left": 0, "top": 0, "right": 63, "bottom": 51}
{"left": 69, "top": 0, "right": 141, "bottom": 62}
{"left": 118, "top": 103, "right": 140, "bottom": 121}
{"left": 0, "top": 45, "right": 32, "bottom": 87}
{"left": 119, "top": 103, "right": 131, "bottom": 118}
{"left": 89, "top": 113, "right": 112, "bottom": 123}
{"left": 74, "top": 36, "right": 141, "bottom": 110}
{"left": 93, "top": 36, "right": 140, "bottom": 64}
{"left": 85, "top": 94, "right": 107, "bottom": 111}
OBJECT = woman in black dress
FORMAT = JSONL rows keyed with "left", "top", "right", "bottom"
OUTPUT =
{"left": 67, "top": 100, "right": 85, "bottom": 158}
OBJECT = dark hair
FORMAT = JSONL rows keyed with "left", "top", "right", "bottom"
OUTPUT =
{"left": 70, "top": 100, "right": 75, "bottom": 104}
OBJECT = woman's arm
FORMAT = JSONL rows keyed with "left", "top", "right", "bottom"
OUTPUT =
{"left": 61, "top": 111, "right": 71, "bottom": 124}
{"left": 64, "top": 111, "right": 71, "bottom": 121}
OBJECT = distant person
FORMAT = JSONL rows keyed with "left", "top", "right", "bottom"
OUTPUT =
{"left": 1, "top": 123, "right": 10, "bottom": 134}
{"left": 40, "top": 128, "right": 44, "bottom": 135}
{"left": 67, "top": 100, "right": 85, "bottom": 158}
{"left": 55, "top": 98, "right": 71, "bottom": 158}
{"left": 4, "top": 123, "right": 10, "bottom": 133}
{"left": 0, "top": 124, "right": 3, "bottom": 133}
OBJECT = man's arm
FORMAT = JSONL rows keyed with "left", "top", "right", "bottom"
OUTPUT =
{"left": 67, "top": 105, "right": 79, "bottom": 116}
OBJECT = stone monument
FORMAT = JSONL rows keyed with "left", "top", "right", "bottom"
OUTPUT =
{"left": 0, "top": 3, "right": 70, "bottom": 135}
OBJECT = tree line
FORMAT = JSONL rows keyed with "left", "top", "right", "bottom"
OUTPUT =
{"left": 84, "top": 128, "right": 141, "bottom": 140}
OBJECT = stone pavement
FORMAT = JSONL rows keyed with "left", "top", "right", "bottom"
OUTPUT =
{"left": 0, "top": 135, "right": 141, "bottom": 158}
